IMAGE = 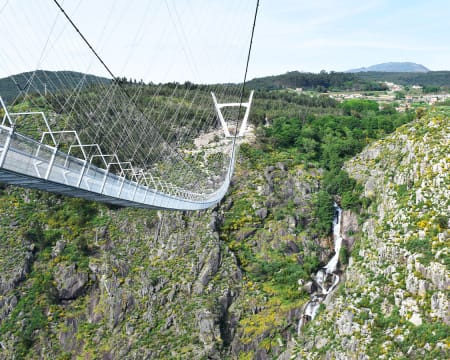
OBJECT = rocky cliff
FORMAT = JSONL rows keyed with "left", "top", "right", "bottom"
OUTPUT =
{"left": 291, "top": 108, "right": 450, "bottom": 359}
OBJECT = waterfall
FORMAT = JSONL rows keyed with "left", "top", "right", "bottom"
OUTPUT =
{"left": 324, "top": 205, "right": 343, "bottom": 274}
{"left": 298, "top": 203, "right": 343, "bottom": 336}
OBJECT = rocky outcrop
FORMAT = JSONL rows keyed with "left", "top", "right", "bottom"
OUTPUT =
{"left": 54, "top": 263, "right": 89, "bottom": 300}
{"left": 197, "top": 309, "right": 220, "bottom": 345}
{"left": 194, "top": 243, "right": 221, "bottom": 294}
{"left": 220, "top": 160, "right": 334, "bottom": 359}
{"left": 0, "top": 245, "right": 34, "bottom": 296}
{"left": 0, "top": 235, "right": 35, "bottom": 328}
{"left": 341, "top": 210, "right": 358, "bottom": 249}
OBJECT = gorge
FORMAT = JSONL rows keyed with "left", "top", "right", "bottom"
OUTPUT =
{"left": 0, "top": 88, "right": 448, "bottom": 359}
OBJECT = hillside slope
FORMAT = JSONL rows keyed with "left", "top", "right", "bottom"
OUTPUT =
{"left": 292, "top": 108, "right": 450, "bottom": 359}
{"left": 0, "top": 70, "right": 110, "bottom": 103}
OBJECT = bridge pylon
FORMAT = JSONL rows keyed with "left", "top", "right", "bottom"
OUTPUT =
{"left": 211, "top": 90, "right": 254, "bottom": 138}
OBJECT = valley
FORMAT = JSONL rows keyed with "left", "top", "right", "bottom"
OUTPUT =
{"left": 0, "top": 71, "right": 449, "bottom": 359}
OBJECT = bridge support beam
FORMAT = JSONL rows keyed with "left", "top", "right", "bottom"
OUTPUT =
{"left": 131, "top": 183, "right": 139, "bottom": 201}
{"left": 238, "top": 90, "right": 254, "bottom": 137}
{"left": 45, "top": 146, "right": 58, "bottom": 180}
{"left": 143, "top": 187, "right": 149, "bottom": 203}
{"left": 77, "top": 160, "right": 87, "bottom": 188}
{"left": 118, "top": 176, "right": 126, "bottom": 197}
{"left": 100, "top": 165, "right": 110, "bottom": 194}
{"left": 211, "top": 92, "right": 231, "bottom": 137}
{"left": 0, "top": 97, "right": 13, "bottom": 127}
{"left": 0, "top": 126, "right": 14, "bottom": 168}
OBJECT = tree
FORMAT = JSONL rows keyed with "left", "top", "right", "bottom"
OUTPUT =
{"left": 341, "top": 99, "right": 379, "bottom": 115}
{"left": 394, "top": 91, "right": 406, "bottom": 100}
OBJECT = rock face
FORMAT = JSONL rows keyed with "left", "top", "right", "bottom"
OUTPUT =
{"left": 193, "top": 243, "right": 222, "bottom": 294}
{"left": 54, "top": 263, "right": 89, "bottom": 300}
{"left": 290, "top": 109, "right": 450, "bottom": 359}
{"left": 341, "top": 210, "right": 358, "bottom": 249}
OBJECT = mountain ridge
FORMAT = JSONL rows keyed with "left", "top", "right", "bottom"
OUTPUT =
{"left": 347, "top": 61, "right": 430, "bottom": 73}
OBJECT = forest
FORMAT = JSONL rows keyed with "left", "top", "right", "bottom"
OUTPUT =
{"left": 245, "top": 70, "right": 388, "bottom": 92}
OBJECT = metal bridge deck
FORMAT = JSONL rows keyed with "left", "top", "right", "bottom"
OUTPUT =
{"left": 0, "top": 126, "right": 230, "bottom": 211}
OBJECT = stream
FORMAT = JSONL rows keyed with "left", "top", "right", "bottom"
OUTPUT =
{"left": 298, "top": 203, "right": 343, "bottom": 335}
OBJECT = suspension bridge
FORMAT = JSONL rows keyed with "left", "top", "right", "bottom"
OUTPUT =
{"left": 0, "top": 0, "right": 259, "bottom": 210}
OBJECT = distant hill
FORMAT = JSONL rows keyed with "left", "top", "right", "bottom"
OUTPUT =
{"left": 347, "top": 62, "right": 430, "bottom": 73}
{"left": 0, "top": 70, "right": 111, "bottom": 104}
{"left": 245, "top": 71, "right": 387, "bottom": 92}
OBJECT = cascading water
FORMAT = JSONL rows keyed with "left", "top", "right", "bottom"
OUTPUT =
{"left": 325, "top": 205, "right": 343, "bottom": 274}
{"left": 298, "top": 203, "right": 343, "bottom": 336}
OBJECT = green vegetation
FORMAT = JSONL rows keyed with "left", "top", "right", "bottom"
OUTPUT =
{"left": 262, "top": 97, "right": 413, "bottom": 217}
{"left": 0, "top": 189, "right": 106, "bottom": 357}
{"left": 218, "top": 92, "right": 420, "bottom": 354}
{"left": 246, "top": 69, "right": 450, "bottom": 93}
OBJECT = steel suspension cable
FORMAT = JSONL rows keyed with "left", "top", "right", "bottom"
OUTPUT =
{"left": 51, "top": 0, "right": 191, "bottom": 168}
{"left": 234, "top": 0, "right": 259, "bottom": 145}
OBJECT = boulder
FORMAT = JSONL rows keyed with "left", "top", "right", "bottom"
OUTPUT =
{"left": 430, "top": 292, "right": 449, "bottom": 324}
{"left": 255, "top": 207, "right": 268, "bottom": 220}
{"left": 52, "top": 240, "right": 66, "bottom": 258}
{"left": 197, "top": 309, "right": 219, "bottom": 345}
{"left": 303, "top": 281, "right": 316, "bottom": 294}
{"left": 284, "top": 240, "right": 300, "bottom": 255}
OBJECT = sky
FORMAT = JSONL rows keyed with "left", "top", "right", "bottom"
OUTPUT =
{"left": 252, "top": 0, "right": 450, "bottom": 77}
{"left": 0, "top": 0, "right": 449, "bottom": 83}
